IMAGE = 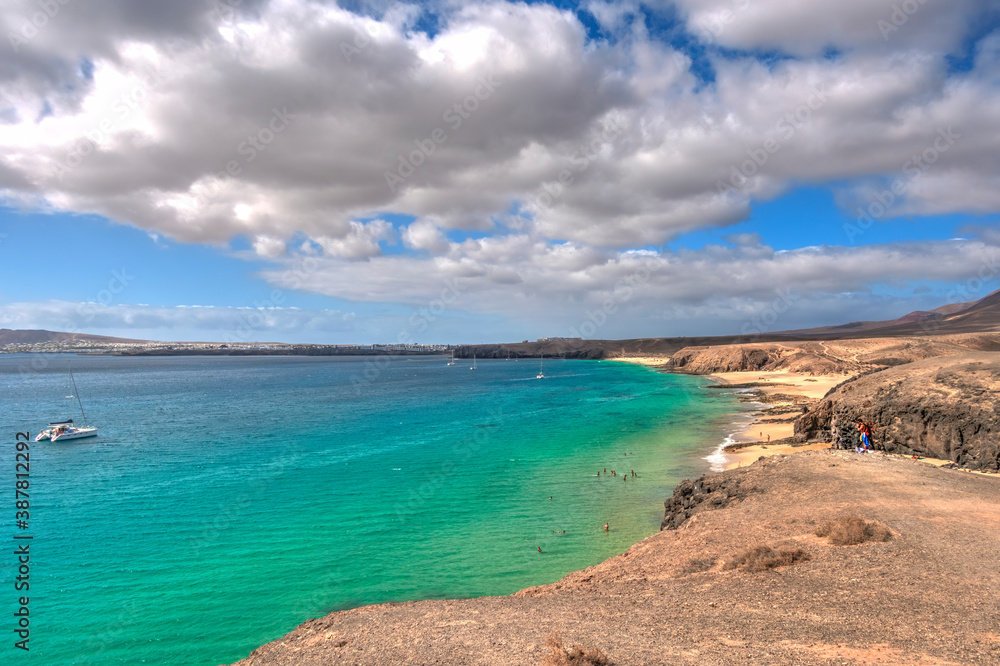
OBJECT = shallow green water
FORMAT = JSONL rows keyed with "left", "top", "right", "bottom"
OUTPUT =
{"left": 0, "top": 354, "right": 740, "bottom": 664}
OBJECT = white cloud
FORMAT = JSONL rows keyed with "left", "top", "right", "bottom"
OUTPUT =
{"left": 2, "top": 1, "right": 997, "bottom": 251}
{"left": 1, "top": 1, "right": 999, "bottom": 338}
{"left": 673, "top": 0, "right": 985, "bottom": 56}
{"left": 0, "top": 300, "right": 356, "bottom": 343}
{"left": 402, "top": 218, "right": 451, "bottom": 253}
{"left": 313, "top": 219, "right": 395, "bottom": 259}
{"left": 252, "top": 234, "right": 287, "bottom": 258}
{"left": 261, "top": 237, "right": 1000, "bottom": 326}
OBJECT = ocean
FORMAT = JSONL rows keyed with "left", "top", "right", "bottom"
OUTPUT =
{"left": 0, "top": 354, "right": 742, "bottom": 665}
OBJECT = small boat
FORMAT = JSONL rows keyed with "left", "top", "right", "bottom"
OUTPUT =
{"left": 39, "top": 366, "right": 98, "bottom": 442}
{"left": 447, "top": 351, "right": 456, "bottom": 366}
{"left": 470, "top": 354, "right": 477, "bottom": 370}
{"left": 37, "top": 419, "right": 98, "bottom": 442}
{"left": 536, "top": 357, "right": 545, "bottom": 379}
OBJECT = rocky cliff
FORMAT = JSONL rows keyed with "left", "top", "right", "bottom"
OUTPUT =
{"left": 794, "top": 352, "right": 1000, "bottom": 471}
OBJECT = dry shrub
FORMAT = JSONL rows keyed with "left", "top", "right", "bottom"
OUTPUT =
{"left": 815, "top": 516, "right": 893, "bottom": 546}
{"left": 724, "top": 545, "right": 811, "bottom": 572}
{"left": 679, "top": 556, "right": 716, "bottom": 575}
{"left": 542, "top": 632, "right": 614, "bottom": 666}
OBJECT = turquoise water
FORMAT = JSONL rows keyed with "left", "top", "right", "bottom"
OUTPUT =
{"left": 0, "top": 354, "right": 739, "bottom": 665}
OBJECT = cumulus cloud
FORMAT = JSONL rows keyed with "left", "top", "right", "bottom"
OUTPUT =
{"left": 0, "top": 300, "right": 356, "bottom": 342}
{"left": 2, "top": 1, "right": 999, "bottom": 338}
{"left": 673, "top": 0, "right": 989, "bottom": 56}
{"left": 402, "top": 218, "right": 451, "bottom": 254}
{"left": 261, "top": 236, "right": 1000, "bottom": 334}
{"left": 314, "top": 219, "right": 395, "bottom": 259}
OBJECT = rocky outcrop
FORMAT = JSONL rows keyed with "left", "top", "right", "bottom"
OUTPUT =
{"left": 667, "top": 346, "right": 780, "bottom": 373}
{"left": 661, "top": 470, "right": 760, "bottom": 530}
{"left": 794, "top": 352, "right": 1000, "bottom": 471}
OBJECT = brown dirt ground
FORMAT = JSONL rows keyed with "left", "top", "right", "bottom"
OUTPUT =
{"left": 231, "top": 450, "right": 1000, "bottom": 665}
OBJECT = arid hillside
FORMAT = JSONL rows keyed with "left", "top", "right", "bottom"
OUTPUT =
{"left": 665, "top": 332, "right": 1000, "bottom": 375}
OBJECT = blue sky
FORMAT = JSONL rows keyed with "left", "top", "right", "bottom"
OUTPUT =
{"left": 2, "top": 1, "right": 999, "bottom": 343}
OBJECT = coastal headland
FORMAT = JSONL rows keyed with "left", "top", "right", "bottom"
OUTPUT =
{"left": 231, "top": 329, "right": 1000, "bottom": 664}
{"left": 233, "top": 449, "right": 1000, "bottom": 665}
{"left": 10, "top": 291, "right": 1000, "bottom": 664}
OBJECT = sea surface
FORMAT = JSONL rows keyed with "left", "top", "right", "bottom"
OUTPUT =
{"left": 0, "top": 354, "right": 743, "bottom": 665}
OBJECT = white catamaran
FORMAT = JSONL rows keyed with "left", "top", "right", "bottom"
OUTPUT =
{"left": 36, "top": 367, "right": 98, "bottom": 442}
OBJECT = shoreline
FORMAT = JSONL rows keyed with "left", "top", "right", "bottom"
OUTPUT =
{"left": 705, "top": 370, "right": 846, "bottom": 470}
{"left": 234, "top": 448, "right": 1000, "bottom": 665}
{"left": 232, "top": 357, "right": 1000, "bottom": 664}
{"left": 608, "top": 357, "right": 848, "bottom": 471}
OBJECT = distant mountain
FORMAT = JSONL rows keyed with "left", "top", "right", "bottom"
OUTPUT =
{"left": 868, "top": 289, "right": 1000, "bottom": 336}
{"left": 0, "top": 329, "right": 149, "bottom": 346}
{"left": 776, "top": 291, "right": 997, "bottom": 338}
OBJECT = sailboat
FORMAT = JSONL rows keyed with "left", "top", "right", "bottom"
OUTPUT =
{"left": 447, "top": 350, "right": 456, "bottom": 366}
{"left": 36, "top": 366, "right": 98, "bottom": 442}
{"left": 470, "top": 354, "right": 477, "bottom": 370}
{"left": 536, "top": 356, "right": 545, "bottom": 379}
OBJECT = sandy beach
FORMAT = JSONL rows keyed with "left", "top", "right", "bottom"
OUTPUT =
{"left": 706, "top": 370, "right": 846, "bottom": 469}
{"left": 613, "top": 358, "right": 849, "bottom": 471}
{"left": 606, "top": 355, "right": 673, "bottom": 367}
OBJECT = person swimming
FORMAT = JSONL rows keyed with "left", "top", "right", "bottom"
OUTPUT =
{"left": 604, "top": 522, "right": 609, "bottom": 531}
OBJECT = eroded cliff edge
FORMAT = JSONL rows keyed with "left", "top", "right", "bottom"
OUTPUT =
{"left": 664, "top": 335, "right": 1000, "bottom": 471}
{"left": 793, "top": 352, "right": 1000, "bottom": 471}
